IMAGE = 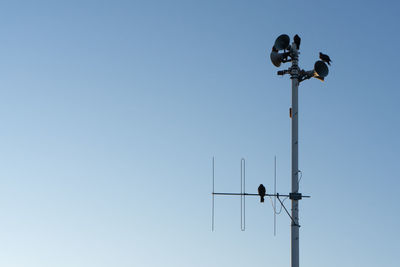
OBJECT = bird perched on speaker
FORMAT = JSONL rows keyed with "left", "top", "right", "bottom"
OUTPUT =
{"left": 294, "top": 34, "right": 301, "bottom": 50}
{"left": 319, "top": 52, "right": 332, "bottom": 65}
{"left": 258, "top": 184, "right": 266, "bottom": 203}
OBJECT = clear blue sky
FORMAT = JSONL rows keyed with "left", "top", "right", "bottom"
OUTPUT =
{"left": 0, "top": 0, "right": 399, "bottom": 266}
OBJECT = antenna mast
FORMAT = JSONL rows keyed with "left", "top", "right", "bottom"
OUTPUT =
{"left": 290, "top": 41, "right": 300, "bottom": 267}
{"left": 271, "top": 34, "right": 330, "bottom": 267}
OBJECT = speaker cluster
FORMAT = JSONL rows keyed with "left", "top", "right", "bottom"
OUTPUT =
{"left": 269, "top": 34, "right": 330, "bottom": 82}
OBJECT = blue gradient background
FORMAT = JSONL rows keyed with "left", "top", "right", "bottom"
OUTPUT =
{"left": 0, "top": 1, "right": 398, "bottom": 266}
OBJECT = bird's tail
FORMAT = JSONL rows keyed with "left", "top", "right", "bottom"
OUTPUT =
{"left": 261, "top": 196, "right": 264, "bottom": 203}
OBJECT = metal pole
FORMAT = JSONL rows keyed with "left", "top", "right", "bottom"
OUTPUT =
{"left": 290, "top": 44, "right": 300, "bottom": 267}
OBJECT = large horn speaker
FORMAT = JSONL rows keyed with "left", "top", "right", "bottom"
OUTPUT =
{"left": 314, "top": 60, "right": 329, "bottom": 81}
{"left": 274, "top": 34, "right": 290, "bottom": 50}
{"left": 270, "top": 51, "right": 290, "bottom": 67}
{"left": 270, "top": 51, "right": 283, "bottom": 67}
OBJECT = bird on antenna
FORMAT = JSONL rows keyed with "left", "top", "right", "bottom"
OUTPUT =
{"left": 319, "top": 52, "right": 332, "bottom": 65}
{"left": 258, "top": 184, "right": 266, "bottom": 203}
{"left": 294, "top": 34, "right": 301, "bottom": 50}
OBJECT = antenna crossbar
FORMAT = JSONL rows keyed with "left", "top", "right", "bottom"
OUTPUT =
{"left": 213, "top": 192, "right": 310, "bottom": 198}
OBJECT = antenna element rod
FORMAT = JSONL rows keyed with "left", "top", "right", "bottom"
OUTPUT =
{"left": 274, "top": 156, "right": 277, "bottom": 236}
{"left": 212, "top": 157, "right": 215, "bottom": 231}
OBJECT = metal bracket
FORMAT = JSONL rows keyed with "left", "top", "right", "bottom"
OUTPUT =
{"left": 277, "top": 70, "right": 289, "bottom": 76}
{"left": 298, "top": 69, "right": 314, "bottom": 83}
{"left": 289, "top": 192, "right": 302, "bottom": 200}
{"left": 276, "top": 194, "right": 300, "bottom": 227}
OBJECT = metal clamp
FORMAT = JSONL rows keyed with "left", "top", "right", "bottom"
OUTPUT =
{"left": 289, "top": 192, "right": 302, "bottom": 200}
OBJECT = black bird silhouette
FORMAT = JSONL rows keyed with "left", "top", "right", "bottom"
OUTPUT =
{"left": 258, "top": 184, "right": 266, "bottom": 203}
{"left": 272, "top": 46, "right": 278, "bottom": 52}
{"left": 294, "top": 34, "right": 301, "bottom": 50}
{"left": 319, "top": 52, "right": 332, "bottom": 66}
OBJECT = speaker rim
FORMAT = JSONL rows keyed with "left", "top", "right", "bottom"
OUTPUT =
{"left": 314, "top": 60, "right": 329, "bottom": 77}
{"left": 274, "top": 34, "right": 290, "bottom": 51}
{"left": 270, "top": 51, "right": 282, "bottom": 67}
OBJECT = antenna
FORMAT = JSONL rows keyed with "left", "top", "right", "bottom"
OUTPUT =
{"left": 212, "top": 158, "right": 249, "bottom": 231}
{"left": 211, "top": 157, "right": 309, "bottom": 231}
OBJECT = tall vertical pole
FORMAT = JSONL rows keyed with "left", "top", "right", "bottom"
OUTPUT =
{"left": 290, "top": 44, "right": 300, "bottom": 267}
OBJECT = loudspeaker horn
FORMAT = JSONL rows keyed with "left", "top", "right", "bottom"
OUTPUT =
{"left": 274, "top": 34, "right": 290, "bottom": 50}
{"left": 270, "top": 50, "right": 289, "bottom": 67}
{"left": 314, "top": 60, "right": 329, "bottom": 80}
